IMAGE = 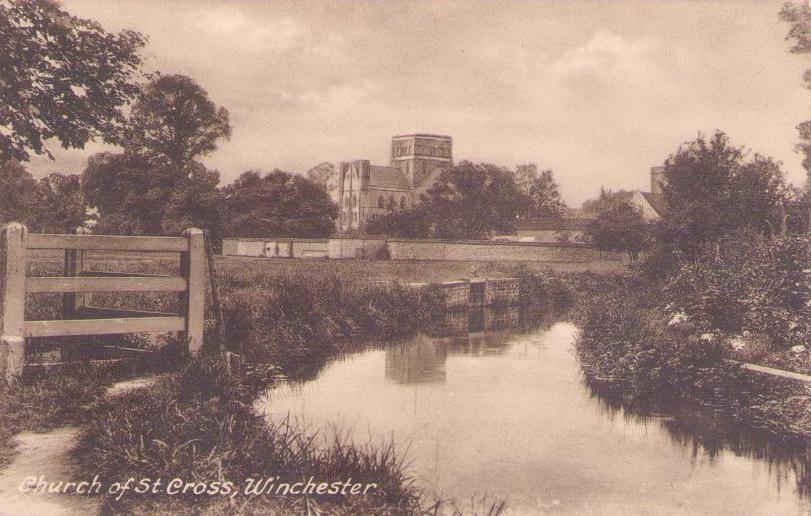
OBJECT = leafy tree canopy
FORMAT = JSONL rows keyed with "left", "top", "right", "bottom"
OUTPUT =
{"left": 659, "top": 131, "right": 789, "bottom": 255}
{"left": 223, "top": 170, "right": 338, "bottom": 238}
{"left": 124, "top": 74, "right": 231, "bottom": 175}
{"left": 82, "top": 152, "right": 177, "bottom": 234}
{"left": 580, "top": 188, "right": 635, "bottom": 216}
{"left": 363, "top": 207, "right": 430, "bottom": 238}
{"left": 306, "top": 161, "right": 338, "bottom": 197}
{"left": 0, "top": 0, "right": 145, "bottom": 162}
{"left": 587, "top": 201, "right": 650, "bottom": 260}
{"left": 514, "top": 163, "right": 567, "bottom": 219}
{"left": 422, "top": 161, "right": 529, "bottom": 239}
{"left": 0, "top": 159, "right": 37, "bottom": 225}
{"left": 32, "top": 172, "right": 87, "bottom": 233}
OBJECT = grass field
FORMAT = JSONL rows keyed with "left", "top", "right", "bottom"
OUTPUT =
{"left": 215, "top": 255, "right": 627, "bottom": 283}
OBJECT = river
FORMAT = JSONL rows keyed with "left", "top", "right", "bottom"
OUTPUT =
{"left": 257, "top": 309, "right": 811, "bottom": 515}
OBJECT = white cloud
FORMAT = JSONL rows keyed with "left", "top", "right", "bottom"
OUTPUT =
{"left": 183, "top": 7, "right": 302, "bottom": 51}
{"left": 548, "top": 32, "right": 660, "bottom": 89}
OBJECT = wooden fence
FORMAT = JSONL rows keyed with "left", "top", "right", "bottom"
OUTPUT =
{"left": 0, "top": 223, "right": 206, "bottom": 380}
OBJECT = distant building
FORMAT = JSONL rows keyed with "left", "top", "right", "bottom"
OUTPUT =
{"left": 337, "top": 134, "right": 453, "bottom": 231}
{"left": 513, "top": 218, "right": 592, "bottom": 243}
{"left": 512, "top": 166, "right": 668, "bottom": 243}
{"left": 631, "top": 166, "right": 668, "bottom": 220}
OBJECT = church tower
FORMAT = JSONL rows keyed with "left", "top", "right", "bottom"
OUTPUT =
{"left": 390, "top": 134, "right": 453, "bottom": 188}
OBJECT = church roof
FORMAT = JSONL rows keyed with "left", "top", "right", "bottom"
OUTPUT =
{"left": 368, "top": 166, "right": 411, "bottom": 190}
{"left": 639, "top": 191, "right": 668, "bottom": 217}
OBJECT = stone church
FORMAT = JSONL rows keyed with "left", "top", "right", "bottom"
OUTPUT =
{"left": 338, "top": 133, "right": 453, "bottom": 231}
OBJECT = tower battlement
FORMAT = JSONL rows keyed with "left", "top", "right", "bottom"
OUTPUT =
{"left": 390, "top": 134, "right": 453, "bottom": 188}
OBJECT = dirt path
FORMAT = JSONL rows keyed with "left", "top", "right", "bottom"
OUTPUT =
{"left": 0, "top": 375, "right": 164, "bottom": 516}
{"left": 0, "top": 427, "right": 98, "bottom": 516}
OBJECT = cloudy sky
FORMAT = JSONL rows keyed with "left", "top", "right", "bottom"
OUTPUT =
{"left": 27, "top": 0, "right": 811, "bottom": 205}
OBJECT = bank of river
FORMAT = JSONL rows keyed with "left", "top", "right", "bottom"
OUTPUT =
{"left": 258, "top": 311, "right": 811, "bottom": 515}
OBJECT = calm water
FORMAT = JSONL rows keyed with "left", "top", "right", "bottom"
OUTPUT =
{"left": 258, "top": 310, "right": 811, "bottom": 515}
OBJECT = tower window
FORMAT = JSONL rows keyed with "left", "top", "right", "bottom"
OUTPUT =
{"left": 378, "top": 195, "right": 385, "bottom": 209}
{"left": 400, "top": 196, "right": 406, "bottom": 209}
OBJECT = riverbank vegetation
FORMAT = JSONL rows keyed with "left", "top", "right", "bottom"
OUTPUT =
{"left": 574, "top": 131, "right": 811, "bottom": 444}
{"left": 4, "top": 257, "right": 579, "bottom": 514}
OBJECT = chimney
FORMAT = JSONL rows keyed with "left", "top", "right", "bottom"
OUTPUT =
{"left": 650, "top": 166, "right": 665, "bottom": 194}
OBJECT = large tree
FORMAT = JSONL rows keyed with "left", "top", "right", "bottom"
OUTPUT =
{"left": 32, "top": 172, "right": 87, "bottom": 233}
{"left": 527, "top": 169, "right": 566, "bottom": 219}
{"left": 421, "top": 161, "right": 529, "bottom": 239}
{"left": 780, "top": 2, "right": 811, "bottom": 227}
{"left": 161, "top": 164, "right": 224, "bottom": 240}
{"left": 0, "top": 159, "right": 37, "bottom": 225}
{"left": 587, "top": 202, "right": 650, "bottom": 261}
{"left": 306, "top": 161, "right": 338, "bottom": 199}
{"left": 124, "top": 74, "right": 231, "bottom": 176}
{"left": 658, "top": 131, "right": 789, "bottom": 256}
{"left": 81, "top": 152, "right": 176, "bottom": 234}
{"left": 0, "top": 0, "right": 145, "bottom": 162}
{"left": 222, "top": 170, "right": 337, "bottom": 238}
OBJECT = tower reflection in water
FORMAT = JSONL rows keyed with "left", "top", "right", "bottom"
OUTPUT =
{"left": 385, "top": 307, "right": 555, "bottom": 384}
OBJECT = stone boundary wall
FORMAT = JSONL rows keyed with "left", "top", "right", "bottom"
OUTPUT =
{"left": 327, "top": 237, "right": 388, "bottom": 259}
{"left": 387, "top": 238, "right": 621, "bottom": 262}
{"left": 222, "top": 238, "right": 329, "bottom": 258}
{"left": 223, "top": 236, "right": 623, "bottom": 262}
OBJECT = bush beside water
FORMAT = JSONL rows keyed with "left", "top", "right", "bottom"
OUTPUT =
{"left": 575, "top": 234, "right": 811, "bottom": 442}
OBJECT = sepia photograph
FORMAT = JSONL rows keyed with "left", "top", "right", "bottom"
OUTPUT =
{"left": 2, "top": 0, "right": 811, "bottom": 514}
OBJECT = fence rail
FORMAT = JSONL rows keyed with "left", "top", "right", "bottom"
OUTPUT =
{"left": 0, "top": 223, "right": 206, "bottom": 381}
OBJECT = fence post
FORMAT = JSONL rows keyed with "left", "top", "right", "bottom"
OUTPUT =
{"left": 181, "top": 228, "right": 205, "bottom": 355}
{"left": 63, "top": 226, "right": 91, "bottom": 318}
{"left": 1, "top": 223, "right": 28, "bottom": 381}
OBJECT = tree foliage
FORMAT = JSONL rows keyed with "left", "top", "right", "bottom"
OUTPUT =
{"left": 222, "top": 170, "right": 338, "bottom": 238}
{"left": 0, "top": 0, "right": 145, "bottom": 162}
{"left": 124, "top": 74, "right": 231, "bottom": 175}
{"left": 780, "top": 2, "right": 811, "bottom": 204}
{"left": 423, "top": 161, "right": 528, "bottom": 239}
{"left": 514, "top": 163, "right": 567, "bottom": 218}
{"left": 82, "top": 152, "right": 176, "bottom": 234}
{"left": 587, "top": 202, "right": 650, "bottom": 260}
{"left": 361, "top": 161, "right": 530, "bottom": 239}
{"left": 306, "top": 161, "right": 338, "bottom": 198}
{"left": 363, "top": 207, "right": 430, "bottom": 238}
{"left": 160, "top": 164, "right": 224, "bottom": 239}
{"left": 0, "top": 159, "right": 37, "bottom": 225}
{"left": 580, "top": 188, "right": 635, "bottom": 216}
{"left": 658, "top": 132, "right": 789, "bottom": 256}
{"left": 32, "top": 172, "right": 87, "bottom": 233}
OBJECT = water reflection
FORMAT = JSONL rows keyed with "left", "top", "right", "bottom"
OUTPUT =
{"left": 585, "top": 380, "right": 811, "bottom": 501}
{"left": 386, "top": 308, "right": 526, "bottom": 384}
{"left": 385, "top": 335, "right": 447, "bottom": 384}
{"left": 263, "top": 314, "right": 811, "bottom": 515}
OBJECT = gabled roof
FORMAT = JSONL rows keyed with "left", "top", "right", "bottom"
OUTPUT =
{"left": 639, "top": 191, "right": 668, "bottom": 217}
{"left": 368, "top": 166, "right": 411, "bottom": 190}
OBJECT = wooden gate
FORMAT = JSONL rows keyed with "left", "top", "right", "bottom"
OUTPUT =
{"left": 0, "top": 223, "right": 206, "bottom": 381}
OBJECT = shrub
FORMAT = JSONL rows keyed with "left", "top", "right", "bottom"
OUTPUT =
{"left": 663, "top": 233, "right": 811, "bottom": 349}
